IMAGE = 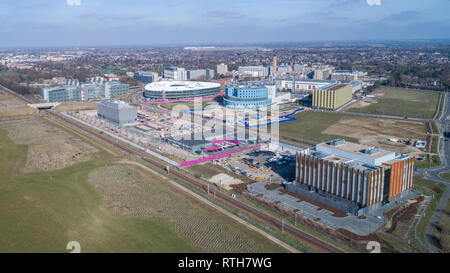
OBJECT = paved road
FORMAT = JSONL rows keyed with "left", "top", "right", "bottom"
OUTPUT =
{"left": 415, "top": 92, "right": 450, "bottom": 253}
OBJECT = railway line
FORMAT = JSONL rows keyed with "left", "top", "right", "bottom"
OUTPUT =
{"left": 0, "top": 86, "right": 347, "bottom": 253}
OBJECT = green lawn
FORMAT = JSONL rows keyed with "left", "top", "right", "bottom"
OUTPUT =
{"left": 413, "top": 177, "right": 447, "bottom": 246}
{"left": 440, "top": 172, "right": 450, "bottom": 180}
{"left": 415, "top": 155, "right": 441, "bottom": 169}
{"left": 347, "top": 87, "right": 440, "bottom": 119}
{"left": 0, "top": 127, "right": 195, "bottom": 253}
{"left": 277, "top": 111, "right": 358, "bottom": 143}
{"left": 434, "top": 200, "right": 450, "bottom": 252}
{"left": 0, "top": 70, "right": 20, "bottom": 78}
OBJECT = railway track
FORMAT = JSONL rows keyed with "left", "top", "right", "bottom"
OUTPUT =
{"left": 1, "top": 86, "right": 347, "bottom": 253}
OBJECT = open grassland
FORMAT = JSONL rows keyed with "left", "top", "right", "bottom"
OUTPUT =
{"left": 323, "top": 115, "right": 427, "bottom": 155}
{"left": 377, "top": 177, "right": 447, "bottom": 252}
{"left": 0, "top": 117, "right": 98, "bottom": 172}
{"left": 278, "top": 111, "right": 427, "bottom": 153}
{"left": 0, "top": 91, "right": 25, "bottom": 106}
{"left": 414, "top": 177, "right": 447, "bottom": 247}
{"left": 0, "top": 107, "right": 38, "bottom": 117}
{"left": 347, "top": 87, "right": 440, "bottom": 119}
{"left": 0, "top": 119, "right": 286, "bottom": 253}
{"left": 0, "top": 127, "right": 194, "bottom": 253}
{"left": 440, "top": 172, "right": 450, "bottom": 180}
{"left": 55, "top": 102, "right": 98, "bottom": 112}
{"left": 278, "top": 111, "right": 358, "bottom": 143}
{"left": 89, "top": 164, "right": 286, "bottom": 253}
{"left": 434, "top": 200, "right": 450, "bottom": 252}
{"left": 415, "top": 155, "right": 441, "bottom": 169}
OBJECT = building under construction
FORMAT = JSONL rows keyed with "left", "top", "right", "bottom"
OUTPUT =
{"left": 290, "top": 139, "right": 415, "bottom": 215}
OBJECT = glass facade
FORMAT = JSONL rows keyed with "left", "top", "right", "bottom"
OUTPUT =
{"left": 143, "top": 86, "right": 220, "bottom": 99}
{"left": 43, "top": 86, "right": 81, "bottom": 102}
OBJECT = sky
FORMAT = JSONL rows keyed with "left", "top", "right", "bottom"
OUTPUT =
{"left": 0, "top": 0, "right": 449, "bottom": 47}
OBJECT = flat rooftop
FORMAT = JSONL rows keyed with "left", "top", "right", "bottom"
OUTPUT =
{"left": 317, "top": 140, "right": 393, "bottom": 160}
{"left": 144, "top": 81, "right": 220, "bottom": 92}
{"left": 318, "top": 83, "right": 348, "bottom": 91}
{"left": 98, "top": 99, "right": 135, "bottom": 109}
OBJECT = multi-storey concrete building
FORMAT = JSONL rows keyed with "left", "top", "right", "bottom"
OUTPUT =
{"left": 331, "top": 70, "right": 367, "bottom": 82}
{"left": 224, "top": 82, "right": 273, "bottom": 109}
{"left": 143, "top": 81, "right": 221, "bottom": 100}
{"left": 217, "top": 63, "right": 228, "bottom": 75}
{"left": 291, "top": 139, "right": 415, "bottom": 215}
{"left": 238, "top": 66, "right": 269, "bottom": 78}
{"left": 277, "top": 78, "right": 338, "bottom": 92}
{"left": 104, "top": 81, "right": 130, "bottom": 98}
{"left": 134, "top": 71, "right": 158, "bottom": 83}
{"left": 164, "top": 67, "right": 187, "bottom": 81}
{"left": 312, "top": 83, "right": 352, "bottom": 110}
{"left": 80, "top": 83, "right": 104, "bottom": 101}
{"left": 97, "top": 99, "right": 137, "bottom": 125}
{"left": 206, "top": 68, "right": 215, "bottom": 79}
{"left": 187, "top": 69, "right": 207, "bottom": 80}
{"left": 42, "top": 85, "right": 81, "bottom": 102}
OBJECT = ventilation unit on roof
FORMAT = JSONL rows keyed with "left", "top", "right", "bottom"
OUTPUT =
{"left": 362, "top": 146, "right": 380, "bottom": 155}
{"left": 329, "top": 139, "right": 346, "bottom": 146}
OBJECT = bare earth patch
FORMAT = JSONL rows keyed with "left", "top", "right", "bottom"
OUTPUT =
{"left": 209, "top": 173, "right": 243, "bottom": 191}
{"left": 0, "top": 117, "right": 97, "bottom": 172}
{"left": 55, "top": 102, "right": 98, "bottom": 112}
{"left": 322, "top": 116, "right": 427, "bottom": 155}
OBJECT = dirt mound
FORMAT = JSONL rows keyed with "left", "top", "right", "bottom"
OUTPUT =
{"left": 264, "top": 182, "right": 282, "bottom": 190}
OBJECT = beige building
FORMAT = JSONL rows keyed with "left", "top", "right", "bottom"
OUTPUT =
{"left": 217, "top": 63, "right": 228, "bottom": 75}
{"left": 312, "top": 83, "right": 352, "bottom": 110}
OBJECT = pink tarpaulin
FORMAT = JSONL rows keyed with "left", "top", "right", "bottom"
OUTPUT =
{"left": 203, "top": 146, "right": 221, "bottom": 151}
{"left": 179, "top": 145, "right": 261, "bottom": 167}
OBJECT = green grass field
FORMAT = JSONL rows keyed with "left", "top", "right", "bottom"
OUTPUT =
{"left": 277, "top": 111, "right": 358, "bottom": 143}
{"left": 0, "top": 122, "right": 289, "bottom": 253}
{"left": 0, "top": 127, "right": 195, "bottom": 252}
{"left": 0, "top": 70, "right": 20, "bottom": 78}
{"left": 413, "top": 177, "right": 447, "bottom": 246}
{"left": 347, "top": 87, "right": 440, "bottom": 119}
{"left": 440, "top": 172, "right": 450, "bottom": 180}
{"left": 434, "top": 200, "right": 450, "bottom": 252}
{"left": 415, "top": 155, "right": 441, "bottom": 169}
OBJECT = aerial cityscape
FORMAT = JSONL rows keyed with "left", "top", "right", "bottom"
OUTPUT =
{"left": 0, "top": 0, "right": 449, "bottom": 264}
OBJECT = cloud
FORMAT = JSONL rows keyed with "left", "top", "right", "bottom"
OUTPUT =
{"left": 366, "top": 0, "right": 381, "bottom": 6}
{"left": 67, "top": 0, "right": 81, "bottom": 6}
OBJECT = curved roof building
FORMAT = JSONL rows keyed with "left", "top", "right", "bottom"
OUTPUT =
{"left": 143, "top": 81, "right": 221, "bottom": 100}
{"left": 224, "top": 82, "right": 274, "bottom": 109}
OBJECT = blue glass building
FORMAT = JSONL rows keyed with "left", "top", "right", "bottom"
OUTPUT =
{"left": 134, "top": 71, "right": 158, "bottom": 83}
{"left": 224, "top": 82, "right": 273, "bottom": 109}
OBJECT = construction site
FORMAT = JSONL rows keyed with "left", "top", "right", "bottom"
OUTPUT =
{"left": 0, "top": 81, "right": 446, "bottom": 254}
